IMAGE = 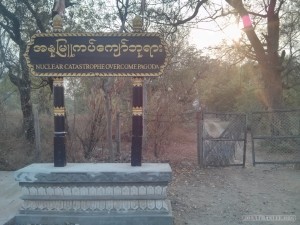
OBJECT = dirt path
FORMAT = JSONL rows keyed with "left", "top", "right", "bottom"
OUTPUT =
{"left": 168, "top": 162, "right": 299, "bottom": 225}
{"left": 165, "top": 126, "right": 300, "bottom": 225}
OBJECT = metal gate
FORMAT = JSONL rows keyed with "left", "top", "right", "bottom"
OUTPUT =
{"left": 201, "top": 112, "right": 247, "bottom": 167}
{"left": 251, "top": 109, "right": 300, "bottom": 165}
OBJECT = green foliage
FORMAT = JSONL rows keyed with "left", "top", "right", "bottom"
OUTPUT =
{"left": 199, "top": 60, "right": 241, "bottom": 112}
{"left": 65, "top": 78, "right": 90, "bottom": 114}
{"left": 234, "top": 63, "right": 264, "bottom": 112}
{"left": 0, "top": 75, "right": 20, "bottom": 111}
{"left": 283, "top": 87, "right": 300, "bottom": 108}
{"left": 31, "top": 83, "right": 52, "bottom": 114}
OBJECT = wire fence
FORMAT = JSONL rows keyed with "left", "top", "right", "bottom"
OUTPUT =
{"left": 251, "top": 109, "right": 300, "bottom": 165}
{"left": 1, "top": 104, "right": 300, "bottom": 169}
{"left": 116, "top": 111, "right": 196, "bottom": 157}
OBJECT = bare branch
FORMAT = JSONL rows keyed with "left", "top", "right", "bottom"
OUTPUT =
{"left": 276, "top": 0, "right": 286, "bottom": 14}
{"left": 0, "top": 2, "right": 22, "bottom": 45}
{"left": 0, "top": 21, "right": 16, "bottom": 42}
{"left": 22, "top": 0, "right": 46, "bottom": 32}
{"left": 116, "top": 0, "right": 130, "bottom": 32}
{"left": 225, "top": 0, "right": 267, "bottom": 65}
{"left": 171, "top": 0, "right": 208, "bottom": 26}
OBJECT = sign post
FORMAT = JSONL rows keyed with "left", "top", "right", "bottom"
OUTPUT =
{"left": 131, "top": 16, "right": 144, "bottom": 166}
{"left": 24, "top": 16, "right": 169, "bottom": 167}
{"left": 14, "top": 4, "right": 174, "bottom": 224}
{"left": 52, "top": 15, "right": 66, "bottom": 167}
{"left": 131, "top": 77, "right": 143, "bottom": 166}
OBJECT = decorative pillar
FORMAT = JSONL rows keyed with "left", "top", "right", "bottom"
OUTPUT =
{"left": 53, "top": 78, "right": 66, "bottom": 167}
{"left": 53, "top": 15, "right": 66, "bottom": 167}
{"left": 131, "top": 77, "right": 144, "bottom": 166}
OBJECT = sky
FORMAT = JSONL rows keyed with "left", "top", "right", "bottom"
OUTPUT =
{"left": 187, "top": 0, "right": 242, "bottom": 49}
{"left": 105, "top": 0, "right": 241, "bottom": 49}
{"left": 188, "top": 22, "right": 242, "bottom": 49}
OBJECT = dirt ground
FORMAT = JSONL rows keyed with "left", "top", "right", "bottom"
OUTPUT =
{"left": 0, "top": 125, "right": 299, "bottom": 225}
{"left": 164, "top": 126, "right": 300, "bottom": 225}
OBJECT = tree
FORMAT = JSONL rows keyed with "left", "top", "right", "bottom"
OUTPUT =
{"left": 280, "top": 2, "right": 300, "bottom": 92}
{"left": 199, "top": 60, "right": 242, "bottom": 112}
{"left": 223, "top": 0, "right": 286, "bottom": 109}
{"left": 0, "top": 0, "right": 55, "bottom": 144}
{"left": 147, "top": 0, "right": 299, "bottom": 109}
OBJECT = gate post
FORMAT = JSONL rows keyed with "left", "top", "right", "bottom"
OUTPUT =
{"left": 197, "top": 110, "right": 204, "bottom": 168}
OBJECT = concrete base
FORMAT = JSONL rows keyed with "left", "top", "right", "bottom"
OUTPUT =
{"left": 13, "top": 163, "right": 173, "bottom": 225}
{"left": 14, "top": 214, "right": 173, "bottom": 225}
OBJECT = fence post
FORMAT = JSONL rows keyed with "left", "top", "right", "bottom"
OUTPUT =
{"left": 33, "top": 106, "right": 41, "bottom": 162}
{"left": 251, "top": 113, "right": 256, "bottom": 167}
{"left": 197, "top": 110, "right": 203, "bottom": 168}
{"left": 116, "top": 112, "right": 121, "bottom": 155}
{"left": 242, "top": 114, "right": 247, "bottom": 168}
{"left": 142, "top": 79, "right": 148, "bottom": 152}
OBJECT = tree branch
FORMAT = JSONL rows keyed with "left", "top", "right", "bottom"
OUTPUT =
{"left": 0, "top": 2, "right": 22, "bottom": 45}
{"left": 225, "top": 0, "right": 267, "bottom": 65}
{"left": 0, "top": 21, "right": 16, "bottom": 42}
{"left": 116, "top": 0, "right": 129, "bottom": 32}
{"left": 171, "top": 0, "right": 208, "bottom": 26}
{"left": 22, "top": 0, "right": 46, "bottom": 32}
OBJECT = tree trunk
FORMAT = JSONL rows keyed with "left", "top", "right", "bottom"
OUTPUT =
{"left": 8, "top": 46, "right": 35, "bottom": 144}
{"left": 102, "top": 78, "right": 114, "bottom": 162}
{"left": 19, "top": 85, "right": 35, "bottom": 144}
{"left": 225, "top": 0, "right": 284, "bottom": 109}
{"left": 260, "top": 65, "right": 284, "bottom": 110}
{"left": 9, "top": 75, "right": 35, "bottom": 144}
{"left": 0, "top": 2, "right": 40, "bottom": 145}
{"left": 105, "top": 93, "right": 114, "bottom": 162}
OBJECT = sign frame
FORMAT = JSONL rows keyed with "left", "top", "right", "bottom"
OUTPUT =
{"left": 24, "top": 32, "right": 170, "bottom": 77}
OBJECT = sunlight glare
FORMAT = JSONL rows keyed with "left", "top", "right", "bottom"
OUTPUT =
{"left": 189, "top": 23, "right": 242, "bottom": 49}
{"left": 223, "top": 23, "right": 242, "bottom": 43}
